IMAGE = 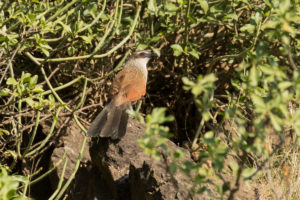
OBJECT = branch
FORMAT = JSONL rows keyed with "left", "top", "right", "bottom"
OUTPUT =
{"left": 24, "top": 5, "right": 141, "bottom": 63}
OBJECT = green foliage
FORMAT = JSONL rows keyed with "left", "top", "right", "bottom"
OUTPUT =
{"left": 0, "top": 0, "right": 140, "bottom": 61}
{"left": 138, "top": 108, "right": 174, "bottom": 159}
{"left": 1, "top": 0, "right": 300, "bottom": 199}
{"left": 1, "top": 72, "right": 56, "bottom": 111}
{"left": 139, "top": 0, "right": 300, "bottom": 198}
{"left": 183, "top": 74, "right": 216, "bottom": 121}
{"left": 0, "top": 166, "right": 30, "bottom": 200}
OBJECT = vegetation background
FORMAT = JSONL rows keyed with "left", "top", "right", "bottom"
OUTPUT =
{"left": 0, "top": 0, "right": 299, "bottom": 199}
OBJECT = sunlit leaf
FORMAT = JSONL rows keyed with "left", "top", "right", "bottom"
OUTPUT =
{"left": 240, "top": 24, "right": 255, "bottom": 34}
{"left": 198, "top": 0, "right": 209, "bottom": 14}
{"left": 29, "top": 75, "right": 38, "bottom": 88}
{"left": 171, "top": 44, "right": 183, "bottom": 56}
{"left": 269, "top": 113, "right": 282, "bottom": 131}
{"left": 242, "top": 167, "right": 256, "bottom": 178}
{"left": 32, "top": 85, "right": 44, "bottom": 93}
{"left": 7, "top": 78, "right": 18, "bottom": 86}
{"left": 189, "top": 48, "right": 200, "bottom": 59}
{"left": 165, "top": 3, "right": 178, "bottom": 12}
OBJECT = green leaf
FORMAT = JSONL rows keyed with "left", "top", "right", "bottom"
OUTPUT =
{"left": 150, "top": 36, "right": 161, "bottom": 42}
{"left": 49, "top": 94, "right": 55, "bottom": 104}
{"left": 189, "top": 48, "right": 200, "bottom": 59}
{"left": 242, "top": 167, "right": 256, "bottom": 178}
{"left": 240, "top": 24, "right": 255, "bottom": 34}
{"left": 204, "top": 131, "right": 214, "bottom": 139}
{"left": 239, "top": 0, "right": 249, "bottom": 5}
{"left": 80, "top": 35, "right": 93, "bottom": 44}
{"left": 137, "top": 43, "right": 148, "bottom": 50}
{"left": 32, "top": 85, "right": 44, "bottom": 93}
{"left": 269, "top": 113, "right": 282, "bottom": 131}
{"left": 0, "top": 128, "right": 10, "bottom": 135}
{"left": 256, "top": 41, "right": 269, "bottom": 58}
{"left": 279, "top": 0, "right": 290, "bottom": 14}
{"left": 264, "top": 0, "right": 272, "bottom": 7}
{"left": 171, "top": 44, "right": 183, "bottom": 56}
{"left": 68, "top": 46, "right": 75, "bottom": 56}
{"left": 149, "top": 108, "right": 174, "bottom": 124}
{"left": 148, "top": 0, "right": 157, "bottom": 14}
{"left": 198, "top": 0, "right": 209, "bottom": 14}
{"left": 173, "top": 150, "right": 185, "bottom": 159}
{"left": 29, "top": 75, "right": 38, "bottom": 88}
{"left": 202, "top": 111, "right": 211, "bottom": 121}
{"left": 21, "top": 72, "right": 31, "bottom": 83}
{"left": 25, "top": 97, "right": 35, "bottom": 108}
{"left": 57, "top": 21, "right": 72, "bottom": 33}
{"left": 253, "top": 12, "right": 262, "bottom": 25}
{"left": 41, "top": 48, "right": 50, "bottom": 57}
{"left": 249, "top": 66, "right": 258, "bottom": 86}
{"left": 226, "top": 13, "right": 238, "bottom": 21}
{"left": 229, "top": 161, "right": 239, "bottom": 174}
{"left": 251, "top": 94, "right": 265, "bottom": 109}
{"left": 7, "top": 78, "right": 18, "bottom": 86}
{"left": 165, "top": 3, "right": 178, "bottom": 12}
{"left": 0, "top": 88, "right": 11, "bottom": 96}
{"left": 278, "top": 81, "right": 292, "bottom": 91}
{"left": 75, "top": 20, "right": 84, "bottom": 33}
{"left": 151, "top": 48, "right": 161, "bottom": 57}
{"left": 83, "top": 3, "right": 98, "bottom": 18}
{"left": 39, "top": 42, "right": 52, "bottom": 50}
{"left": 99, "top": 13, "right": 110, "bottom": 20}
{"left": 203, "top": 73, "right": 217, "bottom": 83}
{"left": 182, "top": 77, "right": 195, "bottom": 87}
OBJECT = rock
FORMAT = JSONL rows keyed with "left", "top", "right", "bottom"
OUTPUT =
{"left": 89, "top": 117, "right": 257, "bottom": 200}
{"left": 46, "top": 117, "right": 256, "bottom": 200}
{"left": 46, "top": 118, "right": 115, "bottom": 200}
{"left": 129, "top": 161, "right": 190, "bottom": 200}
{"left": 89, "top": 118, "right": 198, "bottom": 200}
{"left": 45, "top": 117, "right": 117, "bottom": 200}
{"left": 49, "top": 119, "right": 93, "bottom": 200}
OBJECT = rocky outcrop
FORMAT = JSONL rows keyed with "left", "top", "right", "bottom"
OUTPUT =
{"left": 47, "top": 117, "right": 256, "bottom": 200}
{"left": 89, "top": 118, "right": 195, "bottom": 200}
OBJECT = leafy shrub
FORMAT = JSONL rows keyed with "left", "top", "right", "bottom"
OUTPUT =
{"left": 0, "top": 0, "right": 299, "bottom": 199}
{"left": 0, "top": 166, "right": 30, "bottom": 200}
{"left": 138, "top": 0, "right": 300, "bottom": 198}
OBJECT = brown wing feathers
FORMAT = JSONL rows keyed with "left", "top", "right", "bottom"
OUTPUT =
{"left": 111, "top": 67, "right": 146, "bottom": 106}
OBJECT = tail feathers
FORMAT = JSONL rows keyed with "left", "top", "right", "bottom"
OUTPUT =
{"left": 87, "top": 101, "right": 130, "bottom": 139}
{"left": 86, "top": 103, "right": 110, "bottom": 137}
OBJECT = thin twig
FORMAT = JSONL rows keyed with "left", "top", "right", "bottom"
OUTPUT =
{"left": 25, "top": 5, "right": 141, "bottom": 63}
{"left": 24, "top": 107, "right": 62, "bottom": 158}
{"left": 78, "top": 0, "right": 107, "bottom": 33}
{"left": 48, "top": 159, "right": 68, "bottom": 200}
{"left": 54, "top": 136, "right": 87, "bottom": 200}
{"left": 29, "top": 152, "right": 66, "bottom": 185}
{"left": 22, "top": 110, "right": 41, "bottom": 156}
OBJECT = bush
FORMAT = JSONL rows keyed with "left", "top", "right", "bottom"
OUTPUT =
{"left": 0, "top": 166, "right": 30, "bottom": 200}
{"left": 0, "top": 0, "right": 299, "bottom": 199}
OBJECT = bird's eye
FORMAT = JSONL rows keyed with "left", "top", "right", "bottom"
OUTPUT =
{"left": 139, "top": 52, "right": 145, "bottom": 57}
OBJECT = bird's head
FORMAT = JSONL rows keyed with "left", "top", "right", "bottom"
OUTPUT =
{"left": 126, "top": 50, "right": 158, "bottom": 77}
{"left": 132, "top": 50, "right": 158, "bottom": 62}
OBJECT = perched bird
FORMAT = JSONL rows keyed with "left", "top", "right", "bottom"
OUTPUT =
{"left": 87, "top": 50, "right": 158, "bottom": 139}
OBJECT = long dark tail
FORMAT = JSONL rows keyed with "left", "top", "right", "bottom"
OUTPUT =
{"left": 87, "top": 101, "right": 131, "bottom": 139}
